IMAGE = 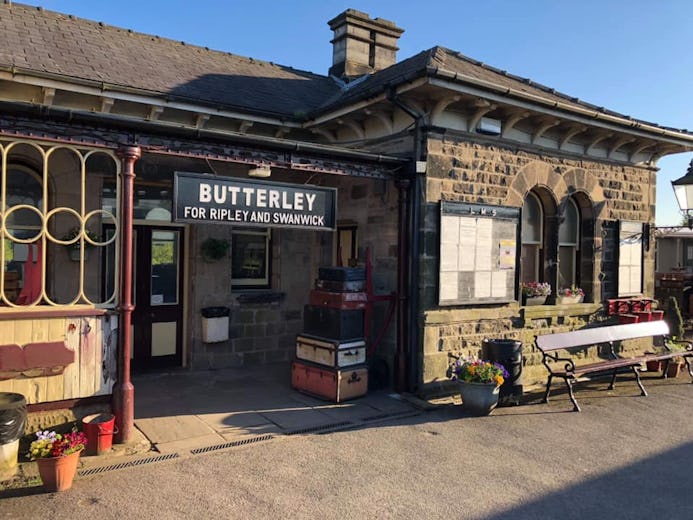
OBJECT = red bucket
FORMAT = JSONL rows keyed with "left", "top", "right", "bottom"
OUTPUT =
{"left": 82, "top": 413, "right": 117, "bottom": 455}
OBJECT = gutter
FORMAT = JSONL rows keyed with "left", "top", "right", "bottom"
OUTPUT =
{"left": 0, "top": 100, "right": 408, "bottom": 166}
{"left": 426, "top": 65, "right": 693, "bottom": 145}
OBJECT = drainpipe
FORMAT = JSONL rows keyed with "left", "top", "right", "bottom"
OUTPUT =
{"left": 395, "top": 177, "right": 410, "bottom": 392}
{"left": 113, "top": 145, "right": 141, "bottom": 443}
{"left": 388, "top": 90, "right": 425, "bottom": 393}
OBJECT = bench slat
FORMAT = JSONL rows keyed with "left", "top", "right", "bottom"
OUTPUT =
{"left": 550, "top": 358, "right": 642, "bottom": 378}
{"left": 536, "top": 320, "right": 670, "bottom": 352}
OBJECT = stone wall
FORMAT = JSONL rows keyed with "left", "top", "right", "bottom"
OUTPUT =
{"left": 418, "top": 133, "right": 658, "bottom": 394}
{"left": 188, "top": 174, "right": 400, "bottom": 373}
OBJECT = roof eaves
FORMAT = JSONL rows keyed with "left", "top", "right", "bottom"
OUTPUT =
{"left": 0, "top": 65, "right": 306, "bottom": 125}
{"left": 426, "top": 64, "right": 693, "bottom": 142}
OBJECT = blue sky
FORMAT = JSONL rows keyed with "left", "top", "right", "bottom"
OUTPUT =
{"left": 18, "top": 0, "right": 693, "bottom": 225}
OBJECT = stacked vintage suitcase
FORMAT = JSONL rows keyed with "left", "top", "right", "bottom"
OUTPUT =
{"left": 291, "top": 267, "right": 369, "bottom": 402}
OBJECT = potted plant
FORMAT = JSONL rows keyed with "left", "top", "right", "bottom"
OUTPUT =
{"left": 521, "top": 282, "right": 551, "bottom": 306}
{"left": 200, "top": 237, "right": 230, "bottom": 262}
{"left": 556, "top": 285, "right": 585, "bottom": 304}
{"left": 448, "top": 357, "right": 509, "bottom": 415}
{"left": 27, "top": 429, "right": 87, "bottom": 491}
{"left": 61, "top": 226, "right": 100, "bottom": 261}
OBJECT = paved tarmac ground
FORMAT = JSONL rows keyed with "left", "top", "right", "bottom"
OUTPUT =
{"left": 2, "top": 373, "right": 692, "bottom": 520}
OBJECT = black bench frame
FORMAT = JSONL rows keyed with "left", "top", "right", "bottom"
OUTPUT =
{"left": 535, "top": 320, "right": 693, "bottom": 411}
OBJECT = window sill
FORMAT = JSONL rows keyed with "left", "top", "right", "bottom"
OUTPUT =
{"left": 235, "top": 291, "right": 285, "bottom": 305}
{"left": 521, "top": 302, "right": 602, "bottom": 320}
{"left": 0, "top": 305, "right": 110, "bottom": 320}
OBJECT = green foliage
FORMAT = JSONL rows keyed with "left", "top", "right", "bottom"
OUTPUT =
{"left": 152, "top": 242, "right": 174, "bottom": 265}
{"left": 3, "top": 239, "right": 13, "bottom": 261}
{"left": 61, "top": 226, "right": 100, "bottom": 248}
{"left": 200, "top": 238, "right": 230, "bottom": 261}
{"left": 664, "top": 296, "right": 685, "bottom": 339}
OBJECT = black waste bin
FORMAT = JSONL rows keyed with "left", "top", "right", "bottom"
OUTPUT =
{"left": 482, "top": 339, "right": 523, "bottom": 406}
{"left": 201, "top": 306, "right": 230, "bottom": 319}
{"left": 0, "top": 392, "right": 27, "bottom": 480}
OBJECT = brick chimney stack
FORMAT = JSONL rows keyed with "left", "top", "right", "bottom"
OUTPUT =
{"left": 328, "top": 9, "right": 404, "bottom": 81}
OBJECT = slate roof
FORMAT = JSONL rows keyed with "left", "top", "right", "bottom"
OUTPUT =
{"left": 325, "top": 46, "right": 684, "bottom": 132}
{"left": 0, "top": 3, "right": 688, "bottom": 136}
{"left": 0, "top": 3, "right": 340, "bottom": 119}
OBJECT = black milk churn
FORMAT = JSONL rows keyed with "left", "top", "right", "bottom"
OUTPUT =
{"left": 481, "top": 339, "right": 523, "bottom": 406}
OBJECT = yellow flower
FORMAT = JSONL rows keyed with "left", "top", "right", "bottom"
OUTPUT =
{"left": 494, "top": 375, "right": 504, "bottom": 386}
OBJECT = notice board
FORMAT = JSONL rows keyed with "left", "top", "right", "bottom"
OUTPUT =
{"left": 439, "top": 201, "right": 520, "bottom": 305}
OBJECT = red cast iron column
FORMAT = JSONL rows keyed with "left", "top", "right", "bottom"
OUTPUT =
{"left": 113, "top": 145, "right": 140, "bottom": 443}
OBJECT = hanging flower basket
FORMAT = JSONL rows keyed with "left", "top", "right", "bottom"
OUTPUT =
{"left": 62, "top": 227, "right": 98, "bottom": 262}
{"left": 200, "top": 238, "right": 230, "bottom": 262}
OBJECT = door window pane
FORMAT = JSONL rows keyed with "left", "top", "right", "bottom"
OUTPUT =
{"left": 151, "top": 230, "right": 178, "bottom": 304}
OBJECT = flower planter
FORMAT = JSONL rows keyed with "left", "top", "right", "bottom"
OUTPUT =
{"left": 556, "top": 294, "right": 583, "bottom": 305}
{"left": 458, "top": 381, "right": 500, "bottom": 416}
{"left": 522, "top": 296, "right": 547, "bottom": 306}
{"left": 36, "top": 449, "right": 82, "bottom": 492}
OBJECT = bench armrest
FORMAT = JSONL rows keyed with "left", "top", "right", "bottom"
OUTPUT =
{"left": 542, "top": 351, "right": 577, "bottom": 375}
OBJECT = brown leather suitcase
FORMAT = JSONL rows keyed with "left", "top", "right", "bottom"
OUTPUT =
{"left": 291, "top": 360, "right": 368, "bottom": 402}
{"left": 309, "top": 289, "right": 367, "bottom": 310}
{"left": 295, "top": 334, "right": 366, "bottom": 368}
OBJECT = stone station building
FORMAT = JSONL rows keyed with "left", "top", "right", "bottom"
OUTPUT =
{"left": 0, "top": 4, "right": 692, "bottom": 435}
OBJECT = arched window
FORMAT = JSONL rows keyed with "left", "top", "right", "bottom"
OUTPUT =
{"left": 521, "top": 192, "right": 543, "bottom": 283}
{"left": 3, "top": 165, "right": 43, "bottom": 304}
{"left": 558, "top": 198, "right": 580, "bottom": 289}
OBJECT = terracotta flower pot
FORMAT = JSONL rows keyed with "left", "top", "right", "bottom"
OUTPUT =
{"left": 36, "top": 449, "right": 82, "bottom": 492}
{"left": 458, "top": 381, "right": 500, "bottom": 416}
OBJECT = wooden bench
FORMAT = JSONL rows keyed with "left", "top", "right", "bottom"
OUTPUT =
{"left": 535, "top": 320, "right": 693, "bottom": 411}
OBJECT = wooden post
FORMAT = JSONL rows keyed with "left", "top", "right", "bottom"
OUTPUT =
{"left": 113, "top": 145, "right": 140, "bottom": 443}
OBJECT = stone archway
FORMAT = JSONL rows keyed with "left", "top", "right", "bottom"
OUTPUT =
{"left": 504, "top": 161, "right": 605, "bottom": 209}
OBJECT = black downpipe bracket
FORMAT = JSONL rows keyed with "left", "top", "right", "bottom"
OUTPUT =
{"left": 388, "top": 90, "right": 424, "bottom": 394}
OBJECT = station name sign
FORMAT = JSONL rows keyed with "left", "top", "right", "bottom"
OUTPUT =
{"left": 173, "top": 172, "right": 336, "bottom": 230}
